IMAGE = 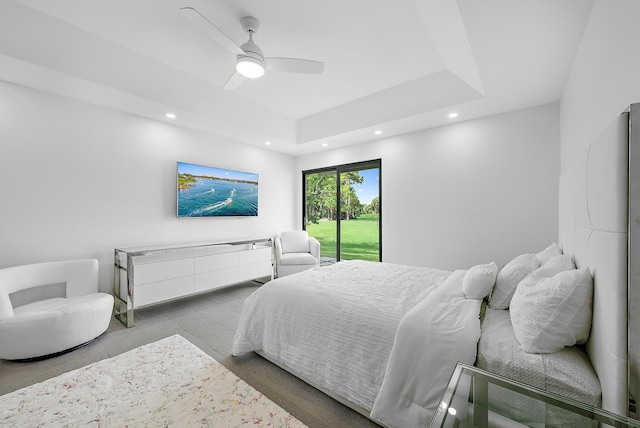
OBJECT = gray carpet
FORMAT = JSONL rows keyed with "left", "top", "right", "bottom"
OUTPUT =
{"left": 0, "top": 281, "right": 380, "bottom": 428}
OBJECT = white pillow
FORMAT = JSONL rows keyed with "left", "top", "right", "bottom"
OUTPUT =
{"left": 463, "top": 262, "right": 498, "bottom": 300}
{"left": 510, "top": 268, "right": 593, "bottom": 354}
{"left": 488, "top": 254, "right": 539, "bottom": 310}
{"left": 537, "top": 254, "right": 574, "bottom": 275}
{"left": 536, "top": 242, "right": 562, "bottom": 265}
{"left": 515, "top": 254, "right": 575, "bottom": 294}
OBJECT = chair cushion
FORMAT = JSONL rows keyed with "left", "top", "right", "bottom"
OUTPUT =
{"left": 0, "top": 292, "right": 114, "bottom": 360}
{"left": 279, "top": 252, "right": 319, "bottom": 266}
{"left": 280, "top": 231, "right": 310, "bottom": 254}
{"left": 12, "top": 294, "right": 108, "bottom": 317}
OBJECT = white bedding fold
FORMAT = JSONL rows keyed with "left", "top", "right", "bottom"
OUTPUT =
{"left": 371, "top": 270, "right": 482, "bottom": 428}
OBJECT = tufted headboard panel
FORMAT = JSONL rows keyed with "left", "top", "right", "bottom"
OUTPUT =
{"left": 558, "top": 111, "right": 629, "bottom": 415}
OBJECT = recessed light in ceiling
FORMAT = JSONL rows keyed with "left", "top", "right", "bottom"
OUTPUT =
{"left": 265, "top": 141, "right": 271, "bottom": 146}
{"left": 322, "top": 143, "right": 328, "bottom": 147}
{"left": 448, "top": 112, "right": 458, "bottom": 118}
{"left": 374, "top": 130, "right": 382, "bottom": 135}
{"left": 166, "top": 113, "right": 176, "bottom": 119}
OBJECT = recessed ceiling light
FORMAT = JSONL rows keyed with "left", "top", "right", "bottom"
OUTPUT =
{"left": 265, "top": 141, "right": 271, "bottom": 146}
{"left": 374, "top": 130, "right": 382, "bottom": 135}
{"left": 166, "top": 113, "right": 176, "bottom": 119}
{"left": 322, "top": 143, "right": 328, "bottom": 147}
{"left": 448, "top": 112, "right": 458, "bottom": 118}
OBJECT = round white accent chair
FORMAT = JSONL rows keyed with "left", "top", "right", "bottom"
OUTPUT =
{"left": 0, "top": 259, "right": 114, "bottom": 360}
{"left": 275, "top": 230, "right": 321, "bottom": 277}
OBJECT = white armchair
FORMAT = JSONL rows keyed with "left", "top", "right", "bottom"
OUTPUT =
{"left": 275, "top": 231, "right": 321, "bottom": 277}
{"left": 0, "top": 259, "right": 114, "bottom": 360}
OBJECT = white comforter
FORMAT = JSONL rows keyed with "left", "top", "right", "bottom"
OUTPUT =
{"left": 232, "top": 261, "right": 482, "bottom": 428}
{"left": 371, "top": 269, "right": 482, "bottom": 427}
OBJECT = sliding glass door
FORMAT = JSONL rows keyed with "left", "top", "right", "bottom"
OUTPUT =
{"left": 303, "top": 160, "right": 381, "bottom": 264}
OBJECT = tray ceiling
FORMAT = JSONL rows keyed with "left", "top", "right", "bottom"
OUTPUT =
{"left": 0, "top": 0, "right": 594, "bottom": 154}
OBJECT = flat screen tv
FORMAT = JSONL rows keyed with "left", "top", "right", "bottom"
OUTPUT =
{"left": 177, "top": 162, "right": 258, "bottom": 217}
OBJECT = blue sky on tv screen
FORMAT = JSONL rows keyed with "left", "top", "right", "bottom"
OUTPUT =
{"left": 178, "top": 162, "right": 258, "bottom": 182}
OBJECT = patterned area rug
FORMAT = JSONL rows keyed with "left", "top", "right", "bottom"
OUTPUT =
{"left": 0, "top": 335, "right": 307, "bottom": 427}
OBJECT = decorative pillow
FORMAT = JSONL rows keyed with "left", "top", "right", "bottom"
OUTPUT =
{"left": 280, "top": 231, "right": 310, "bottom": 254}
{"left": 463, "top": 262, "right": 498, "bottom": 300}
{"left": 489, "top": 254, "right": 539, "bottom": 310}
{"left": 515, "top": 254, "right": 575, "bottom": 296}
{"left": 536, "top": 254, "right": 574, "bottom": 275}
{"left": 536, "top": 242, "right": 562, "bottom": 265}
{"left": 510, "top": 268, "right": 594, "bottom": 354}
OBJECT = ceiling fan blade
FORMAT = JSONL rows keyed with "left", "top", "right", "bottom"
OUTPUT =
{"left": 223, "top": 71, "right": 246, "bottom": 90}
{"left": 180, "top": 7, "right": 244, "bottom": 56}
{"left": 265, "top": 58, "right": 324, "bottom": 74}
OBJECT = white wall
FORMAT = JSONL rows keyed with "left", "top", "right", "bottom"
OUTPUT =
{"left": 0, "top": 83, "right": 565, "bottom": 293}
{"left": 561, "top": 0, "right": 640, "bottom": 167}
{"left": 0, "top": 81, "right": 297, "bottom": 292}
{"left": 297, "top": 103, "right": 560, "bottom": 271}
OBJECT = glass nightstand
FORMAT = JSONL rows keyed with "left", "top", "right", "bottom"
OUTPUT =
{"left": 430, "top": 362, "right": 640, "bottom": 428}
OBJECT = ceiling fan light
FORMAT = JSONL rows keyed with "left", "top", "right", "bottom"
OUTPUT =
{"left": 236, "top": 57, "right": 264, "bottom": 79}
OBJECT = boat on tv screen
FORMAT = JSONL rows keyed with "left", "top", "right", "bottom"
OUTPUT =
{"left": 177, "top": 162, "right": 258, "bottom": 217}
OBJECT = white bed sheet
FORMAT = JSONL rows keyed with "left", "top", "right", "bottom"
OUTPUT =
{"left": 232, "top": 260, "right": 452, "bottom": 411}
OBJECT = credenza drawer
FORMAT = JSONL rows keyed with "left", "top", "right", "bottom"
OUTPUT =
{"left": 194, "top": 267, "right": 239, "bottom": 292}
{"left": 194, "top": 252, "right": 238, "bottom": 274}
{"left": 134, "top": 276, "right": 194, "bottom": 307}
{"left": 239, "top": 247, "right": 272, "bottom": 265}
{"left": 239, "top": 261, "right": 273, "bottom": 281}
{"left": 134, "top": 258, "right": 194, "bottom": 285}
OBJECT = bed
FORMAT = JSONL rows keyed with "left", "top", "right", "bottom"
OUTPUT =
{"left": 232, "top": 261, "right": 482, "bottom": 427}
{"left": 232, "top": 111, "right": 631, "bottom": 427}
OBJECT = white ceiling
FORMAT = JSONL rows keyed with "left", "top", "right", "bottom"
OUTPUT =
{"left": 0, "top": 0, "right": 594, "bottom": 155}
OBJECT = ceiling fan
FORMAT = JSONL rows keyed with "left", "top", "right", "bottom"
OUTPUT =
{"left": 180, "top": 7, "right": 324, "bottom": 90}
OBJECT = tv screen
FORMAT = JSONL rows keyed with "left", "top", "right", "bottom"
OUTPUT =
{"left": 177, "top": 162, "right": 258, "bottom": 217}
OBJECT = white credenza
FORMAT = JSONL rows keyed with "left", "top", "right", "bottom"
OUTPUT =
{"left": 113, "top": 238, "right": 272, "bottom": 327}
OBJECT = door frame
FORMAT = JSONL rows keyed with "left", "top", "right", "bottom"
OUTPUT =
{"left": 302, "top": 159, "right": 382, "bottom": 262}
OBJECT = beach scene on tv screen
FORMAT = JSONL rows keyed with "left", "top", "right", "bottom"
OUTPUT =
{"left": 177, "top": 162, "right": 258, "bottom": 217}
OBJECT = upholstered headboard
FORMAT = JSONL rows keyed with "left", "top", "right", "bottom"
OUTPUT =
{"left": 558, "top": 112, "right": 629, "bottom": 415}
